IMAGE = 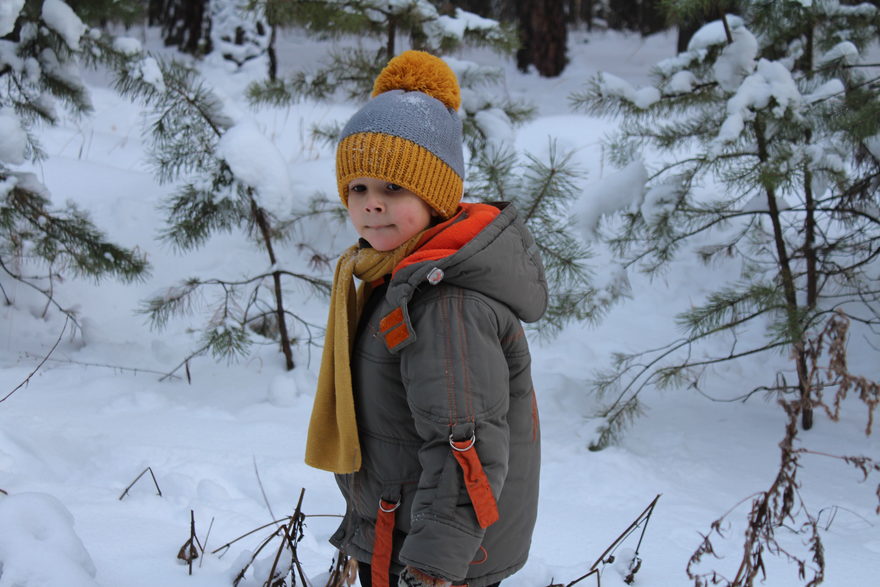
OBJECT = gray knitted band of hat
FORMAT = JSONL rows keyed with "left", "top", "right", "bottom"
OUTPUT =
{"left": 339, "top": 90, "right": 465, "bottom": 178}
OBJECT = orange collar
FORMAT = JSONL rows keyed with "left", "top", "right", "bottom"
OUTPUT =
{"left": 392, "top": 203, "right": 501, "bottom": 276}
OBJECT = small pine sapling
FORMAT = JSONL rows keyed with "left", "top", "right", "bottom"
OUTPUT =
{"left": 106, "top": 46, "right": 332, "bottom": 373}
{"left": 571, "top": 0, "right": 880, "bottom": 447}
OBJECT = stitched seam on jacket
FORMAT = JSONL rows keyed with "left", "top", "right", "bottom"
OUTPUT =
{"left": 440, "top": 295, "right": 456, "bottom": 427}
{"left": 407, "top": 392, "right": 508, "bottom": 424}
{"left": 360, "top": 428, "right": 423, "bottom": 446}
{"left": 455, "top": 291, "right": 475, "bottom": 424}
{"left": 410, "top": 512, "right": 484, "bottom": 538}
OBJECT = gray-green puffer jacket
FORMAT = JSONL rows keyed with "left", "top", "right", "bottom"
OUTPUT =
{"left": 329, "top": 202, "right": 547, "bottom": 586}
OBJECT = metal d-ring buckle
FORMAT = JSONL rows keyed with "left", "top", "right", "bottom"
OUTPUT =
{"left": 449, "top": 432, "right": 476, "bottom": 452}
{"left": 379, "top": 497, "right": 400, "bottom": 513}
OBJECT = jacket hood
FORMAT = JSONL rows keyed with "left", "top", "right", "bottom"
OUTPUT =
{"left": 386, "top": 202, "right": 548, "bottom": 324}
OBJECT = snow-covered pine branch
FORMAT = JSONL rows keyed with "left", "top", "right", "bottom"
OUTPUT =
{"left": 1, "top": 0, "right": 149, "bottom": 335}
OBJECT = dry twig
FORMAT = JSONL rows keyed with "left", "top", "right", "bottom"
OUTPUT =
{"left": 2, "top": 316, "right": 69, "bottom": 403}
{"left": 119, "top": 466, "right": 163, "bottom": 500}
{"left": 178, "top": 510, "right": 203, "bottom": 575}
{"left": 545, "top": 494, "right": 661, "bottom": 586}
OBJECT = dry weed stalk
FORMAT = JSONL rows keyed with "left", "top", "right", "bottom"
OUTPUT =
{"left": 217, "top": 488, "right": 350, "bottom": 587}
{"left": 118, "top": 466, "right": 163, "bottom": 500}
{"left": 687, "top": 310, "right": 880, "bottom": 587}
{"left": 178, "top": 509, "right": 204, "bottom": 575}
{"left": 208, "top": 486, "right": 348, "bottom": 587}
{"left": 326, "top": 555, "right": 357, "bottom": 587}
{"left": 544, "top": 494, "right": 661, "bottom": 586}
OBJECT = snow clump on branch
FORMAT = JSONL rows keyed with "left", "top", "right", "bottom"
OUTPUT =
{"left": 41, "top": 0, "right": 87, "bottom": 51}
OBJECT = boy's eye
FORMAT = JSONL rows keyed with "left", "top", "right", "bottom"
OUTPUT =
{"left": 386, "top": 183, "right": 402, "bottom": 192}
{"left": 349, "top": 184, "right": 366, "bottom": 193}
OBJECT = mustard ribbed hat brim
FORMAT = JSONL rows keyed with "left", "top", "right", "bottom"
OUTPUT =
{"left": 337, "top": 132, "right": 463, "bottom": 219}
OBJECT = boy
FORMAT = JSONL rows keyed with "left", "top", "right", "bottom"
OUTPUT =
{"left": 306, "top": 50, "right": 547, "bottom": 587}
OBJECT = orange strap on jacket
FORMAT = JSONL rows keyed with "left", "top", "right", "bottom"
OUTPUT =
{"left": 372, "top": 498, "right": 399, "bottom": 587}
{"left": 450, "top": 434, "right": 499, "bottom": 529}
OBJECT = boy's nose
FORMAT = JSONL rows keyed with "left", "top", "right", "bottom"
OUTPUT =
{"left": 363, "top": 192, "right": 385, "bottom": 212}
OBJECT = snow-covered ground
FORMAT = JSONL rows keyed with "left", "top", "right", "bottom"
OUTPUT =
{"left": 2, "top": 24, "right": 879, "bottom": 587}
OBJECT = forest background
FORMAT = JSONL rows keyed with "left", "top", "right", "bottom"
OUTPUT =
{"left": 1, "top": 1, "right": 879, "bottom": 587}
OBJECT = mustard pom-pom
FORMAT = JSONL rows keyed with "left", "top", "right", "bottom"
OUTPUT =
{"left": 372, "top": 50, "right": 461, "bottom": 111}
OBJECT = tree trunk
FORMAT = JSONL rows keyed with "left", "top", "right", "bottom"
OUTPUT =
{"left": 800, "top": 19, "right": 817, "bottom": 430}
{"left": 608, "top": 0, "right": 665, "bottom": 34}
{"left": 756, "top": 118, "right": 812, "bottom": 429}
{"left": 160, "top": 0, "right": 211, "bottom": 56}
{"left": 608, "top": 0, "right": 639, "bottom": 31}
{"left": 639, "top": 0, "right": 666, "bottom": 35}
{"left": 386, "top": 15, "right": 397, "bottom": 61}
{"left": 517, "top": 0, "right": 568, "bottom": 77}
{"left": 455, "top": 0, "right": 494, "bottom": 17}
{"left": 566, "top": 0, "right": 597, "bottom": 27}
{"left": 250, "top": 197, "right": 295, "bottom": 371}
{"left": 267, "top": 24, "right": 278, "bottom": 81}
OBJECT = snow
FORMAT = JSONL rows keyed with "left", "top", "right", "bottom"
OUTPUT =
{"left": 575, "top": 159, "right": 648, "bottom": 240}
{"left": 718, "top": 59, "right": 801, "bottom": 145}
{"left": 867, "top": 135, "right": 880, "bottom": 160}
{"left": 687, "top": 15, "right": 744, "bottom": 52}
{"left": 0, "top": 0, "right": 24, "bottom": 37}
{"left": 818, "top": 41, "right": 860, "bottom": 66}
{"left": 666, "top": 70, "right": 696, "bottom": 94}
{"left": 0, "top": 107, "right": 28, "bottom": 165}
{"left": 112, "top": 36, "right": 143, "bottom": 56}
{"left": 41, "top": 0, "right": 87, "bottom": 51}
{"left": 713, "top": 26, "right": 757, "bottom": 92}
{"left": 473, "top": 107, "right": 515, "bottom": 145}
{"left": 804, "top": 78, "right": 845, "bottom": 104}
{"left": 133, "top": 56, "right": 165, "bottom": 92}
{"left": 216, "top": 120, "right": 295, "bottom": 216}
{"left": 1, "top": 24, "right": 879, "bottom": 587}
{"left": 595, "top": 72, "right": 660, "bottom": 109}
{"left": 435, "top": 8, "right": 501, "bottom": 39}
{"left": 740, "top": 193, "right": 793, "bottom": 213}
{"left": 0, "top": 492, "right": 99, "bottom": 587}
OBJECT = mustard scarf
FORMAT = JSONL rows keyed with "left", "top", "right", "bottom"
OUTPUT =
{"left": 305, "top": 231, "right": 426, "bottom": 473}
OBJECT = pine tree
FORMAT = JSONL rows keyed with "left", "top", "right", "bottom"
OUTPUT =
{"left": 1, "top": 0, "right": 149, "bottom": 333}
{"left": 108, "top": 47, "right": 332, "bottom": 373}
{"left": 571, "top": 0, "right": 880, "bottom": 448}
{"left": 247, "top": 0, "right": 517, "bottom": 102}
{"left": 469, "top": 140, "right": 619, "bottom": 335}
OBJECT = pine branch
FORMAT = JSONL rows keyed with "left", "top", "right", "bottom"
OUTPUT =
{"left": 1, "top": 316, "right": 70, "bottom": 404}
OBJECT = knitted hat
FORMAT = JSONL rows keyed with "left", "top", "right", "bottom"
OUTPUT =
{"left": 336, "top": 51, "right": 465, "bottom": 219}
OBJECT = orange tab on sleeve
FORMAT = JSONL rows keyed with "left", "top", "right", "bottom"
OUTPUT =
{"left": 450, "top": 436, "right": 499, "bottom": 529}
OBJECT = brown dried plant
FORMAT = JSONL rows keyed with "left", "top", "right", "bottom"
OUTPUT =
{"left": 687, "top": 310, "right": 880, "bottom": 587}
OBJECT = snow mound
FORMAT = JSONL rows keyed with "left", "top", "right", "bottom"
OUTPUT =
{"left": 0, "top": 492, "right": 99, "bottom": 587}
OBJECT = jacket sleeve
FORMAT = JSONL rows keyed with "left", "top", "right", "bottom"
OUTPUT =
{"left": 397, "top": 287, "right": 511, "bottom": 582}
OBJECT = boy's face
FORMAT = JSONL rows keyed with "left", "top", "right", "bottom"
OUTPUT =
{"left": 346, "top": 176, "right": 437, "bottom": 251}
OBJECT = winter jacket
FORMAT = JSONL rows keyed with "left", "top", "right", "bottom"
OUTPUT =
{"left": 329, "top": 202, "right": 547, "bottom": 586}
